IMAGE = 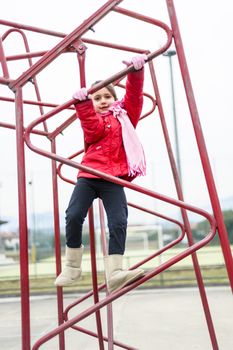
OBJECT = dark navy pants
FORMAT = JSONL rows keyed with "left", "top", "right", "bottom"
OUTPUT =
{"left": 65, "top": 178, "right": 128, "bottom": 255}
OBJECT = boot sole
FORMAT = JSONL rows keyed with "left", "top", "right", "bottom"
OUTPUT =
{"left": 54, "top": 277, "right": 81, "bottom": 287}
{"left": 110, "top": 270, "right": 144, "bottom": 293}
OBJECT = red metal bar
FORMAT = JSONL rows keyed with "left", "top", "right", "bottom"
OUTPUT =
{"left": 57, "top": 323, "right": 138, "bottom": 350}
{"left": 17, "top": 11, "right": 220, "bottom": 346}
{"left": 47, "top": 114, "right": 77, "bottom": 140}
{"left": 0, "top": 77, "right": 12, "bottom": 84}
{"left": 63, "top": 202, "right": 186, "bottom": 321}
{"left": 83, "top": 37, "right": 146, "bottom": 54}
{"left": 56, "top": 169, "right": 188, "bottom": 263}
{"left": 0, "top": 16, "right": 166, "bottom": 58}
{"left": 0, "top": 19, "right": 66, "bottom": 38}
{"left": 148, "top": 59, "right": 219, "bottom": 349}
{"left": 0, "top": 36, "right": 9, "bottom": 78}
{"left": 51, "top": 140, "right": 65, "bottom": 350}
{"left": 64, "top": 225, "right": 186, "bottom": 327}
{"left": 76, "top": 40, "right": 87, "bottom": 87}
{"left": 0, "top": 121, "right": 17, "bottom": 131}
{"left": 56, "top": 150, "right": 84, "bottom": 185}
{"left": 9, "top": 0, "right": 124, "bottom": 91}
{"left": 1, "top": 3, "right": 229, "bottom": 349}
{"left": 15, "top": 87, "right": 31, "bottom": 350}
{"left": 52, "top": 133, "right": 217, "bottom": 350}
{"left": 128, "top": 202, "right": 184, "bottom": 230}
{"left": 77, "top": 42, "right": 105, "bottom": 349}
{"left": 5, "top": 51, "right": 48, "bottom": 61}
{"left": 98, "top": 200, "right": 114, "bottom": 350}
{"left": 31, "top": 219, "right": 216, "bottom": 349}
{"left": 24, "top": 108, "right": 217, "bottom": 221}
{"left": 88, "top": 207, "right": 105, "bottom": 350}
{"left": 0, "top": 95, "right": 74, "bottom": 109}
{"left": 166, "top": 0, "right": 233, "bottom": 294}
{"left": 0, "top": 17, "right": 146, "bottom": 55}
{"left": 2, "top": 28, "right": 49, "bottom": 132}
{"left": 0, "top": 120, "right": 48, "bottom": 136}
{"left": 15, "top": 20, "right": 169, "bottom": 138}
{"left": 8, "top": 6, "right": 171, "bottom": 93}
{"left": 23, "top": 43, "right": 218, "bottom": 350}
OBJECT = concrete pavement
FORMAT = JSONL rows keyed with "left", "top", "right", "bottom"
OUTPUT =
{"left": 0, "top": 286, "right": 232, "bottom": 350}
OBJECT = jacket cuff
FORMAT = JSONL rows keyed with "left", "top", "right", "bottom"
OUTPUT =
{"left": 74, "top": 99, "right": 93, "bottom": 118}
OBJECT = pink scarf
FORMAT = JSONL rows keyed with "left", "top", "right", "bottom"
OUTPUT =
{"left": 109, "top": 101, "right": 146, "bottom": 177}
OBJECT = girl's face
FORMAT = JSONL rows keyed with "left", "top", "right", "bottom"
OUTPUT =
{"left": 91, "top": 87, "right": 115, "bottom": 114}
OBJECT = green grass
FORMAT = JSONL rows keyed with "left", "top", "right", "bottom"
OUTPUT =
{"left": 0, "top": 265, "right": 229, "bottom": 296}
{"left": 0, "top": 244, "right": 231, "bottom": 296}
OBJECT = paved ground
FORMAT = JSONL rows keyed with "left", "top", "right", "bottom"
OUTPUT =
{"left": 0, "top": 286, "right": 232, "bottom": 350}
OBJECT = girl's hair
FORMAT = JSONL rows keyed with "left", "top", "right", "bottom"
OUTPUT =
{"left": 91, "top": 80, "right": 117, "bottom": 101}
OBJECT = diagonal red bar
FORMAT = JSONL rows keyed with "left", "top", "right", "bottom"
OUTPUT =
{"left": 9, "top": 0, "right": 124, "bottom": 91}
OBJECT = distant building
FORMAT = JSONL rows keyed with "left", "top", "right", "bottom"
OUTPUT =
{"left": 0, "top": 231, "right": 19, "bottom": 251}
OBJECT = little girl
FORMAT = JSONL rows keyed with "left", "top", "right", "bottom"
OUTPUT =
{"left": 55, "top": 54, "right": 147, "bottom": 293}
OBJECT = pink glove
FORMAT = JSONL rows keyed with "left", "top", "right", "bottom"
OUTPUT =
{"left": 131, "top": 54, "right": 147, "bottom": 70}
{"left": 123, "top": 54, "right": 147, "bottom": 70}
{"left": 72, "top": 87, "right": 88, "bottom": 101}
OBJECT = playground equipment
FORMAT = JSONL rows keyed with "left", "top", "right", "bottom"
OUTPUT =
{"left": 0, "top": 1, "right": 233, "bottom": 349}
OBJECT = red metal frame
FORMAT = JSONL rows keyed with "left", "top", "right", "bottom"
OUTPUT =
{"left": 1, "top": 1, "right": 232, "bottom": 349}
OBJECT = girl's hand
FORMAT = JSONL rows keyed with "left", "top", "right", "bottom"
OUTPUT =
{"left": 122, "top": 54, "right": 147, "bottom": 70}
{"left": 73, "top": 87, "right": 88, "bottom": 101}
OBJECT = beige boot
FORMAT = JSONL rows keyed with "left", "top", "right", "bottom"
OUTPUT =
{"left": 54, "top": 245, "right": 84, "bottom": 287}
{"left": 104, "top": 254, "right": 144, "bottom": 293}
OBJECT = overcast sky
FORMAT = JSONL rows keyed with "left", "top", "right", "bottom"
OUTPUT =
{"left": 0, "top": 0, "right": 233, "bottom": 229}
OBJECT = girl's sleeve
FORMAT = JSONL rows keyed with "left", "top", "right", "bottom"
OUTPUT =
{"left": 123, "top": 68, "right": 144, "bottom": 128}
{"left": 74, "top": 100, "right": 105, "bottom": 143}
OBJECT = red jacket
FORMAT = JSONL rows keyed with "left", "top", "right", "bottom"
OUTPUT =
{"left": 74, "top": 68, "right": 144, "bottom": 181}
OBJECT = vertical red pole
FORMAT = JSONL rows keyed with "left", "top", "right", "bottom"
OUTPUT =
{"left": 51, "top": 139, "right": 65, "bottom": 350}
{"left": 149, "top": 60, "right": 219, "bottom": 350}
{"left": 77, "top": 42, "right": 104, "bottom": 349}
{"left": 15, "top": 87, "right": 31, "bottom": 350}
{"left": 0, "top": 36, "right": 10, "bottom": 78}
{"left": 88, "top": 207, "right": 105, "bottom": 350}
{"left": 99, "top": 200, "right": 114, "bottom": 350}
{"left": 166, "top": 0, "right": 233, "bottom": 293}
